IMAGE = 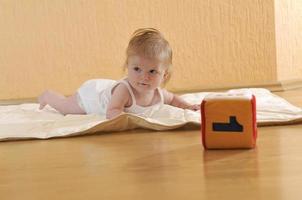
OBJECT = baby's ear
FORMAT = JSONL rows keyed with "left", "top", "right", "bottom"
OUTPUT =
{"left": 163, "top": 70, "right": 169, "bottom": 79}
{"left": 162, "top": 70, "right": 171, "bottom": 85}
{"left": 164, "top": 70, "right": 172, "bottom": 80}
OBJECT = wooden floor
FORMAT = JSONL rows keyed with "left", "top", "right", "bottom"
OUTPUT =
{"left": 1, "top": 88, "right": 302, "bottom": 200}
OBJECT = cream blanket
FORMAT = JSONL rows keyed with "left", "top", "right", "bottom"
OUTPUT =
{"left": 0, "top": 88, "right": 301, "bottom": 141}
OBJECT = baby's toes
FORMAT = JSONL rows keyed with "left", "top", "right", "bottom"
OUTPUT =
{"left": 39, "top": 103, "right": 46, "bottom": 110}
{"left": 38, "top": 94, "right": 47, "bottom": 110}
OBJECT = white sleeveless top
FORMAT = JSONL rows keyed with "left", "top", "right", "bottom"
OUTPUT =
{"left": 77, "top": 78, "right": 164, "bottom": 116}
{"left": 119, "top": 79, "right": 164, "bottom": 114}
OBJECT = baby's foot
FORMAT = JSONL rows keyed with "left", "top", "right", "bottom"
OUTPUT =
{"left": 38, "top": 91, "right": 49, "bottom": 110}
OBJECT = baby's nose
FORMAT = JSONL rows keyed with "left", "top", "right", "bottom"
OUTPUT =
{"left": 142, "top": 72, "right": 151, "bottom": 80}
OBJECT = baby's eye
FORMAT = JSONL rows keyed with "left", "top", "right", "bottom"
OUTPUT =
{"left": 134, "top": 67, "right": 141, "bottom": 72}
{"left": 149, "top": 69, "right": 158, "bottom": 74}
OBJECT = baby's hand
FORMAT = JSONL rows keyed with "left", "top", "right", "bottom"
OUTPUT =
{"left": 187, "top": 104, "right": 201, "bottom": 111}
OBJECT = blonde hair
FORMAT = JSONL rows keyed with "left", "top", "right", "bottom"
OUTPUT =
{"left": 125, "top": 28, "right": 173, "bottom": 84}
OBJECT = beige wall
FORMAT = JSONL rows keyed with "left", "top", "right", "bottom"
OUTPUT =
{"left": 275, "top": 0, "right": 302, "bottom": 81}
{"left": 0, "top": 0, "right": 300, "bottom": 100}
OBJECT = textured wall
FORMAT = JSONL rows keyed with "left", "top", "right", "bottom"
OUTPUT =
{"left": 275, "top": 0, "right": 302, "bottom": 81}
{"left": 0, "top": 0, "right": 281, "bottom": 99}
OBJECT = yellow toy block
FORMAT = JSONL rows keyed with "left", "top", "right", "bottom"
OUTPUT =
{"left": 201, "top": 92, "right": 257, "bottom": 149}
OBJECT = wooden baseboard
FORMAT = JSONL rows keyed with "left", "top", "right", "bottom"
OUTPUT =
{"left": 0, "top": 98, "right": 37, "bottom": 105}
{"left": 278, "top": 79, "right": 302, "bottom": 91}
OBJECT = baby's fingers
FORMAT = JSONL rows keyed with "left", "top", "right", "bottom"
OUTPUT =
{"left": 190, "top": 104, "right": 201, "bottom": 111}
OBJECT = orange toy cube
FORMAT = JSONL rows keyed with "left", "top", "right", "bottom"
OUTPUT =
{"left": 201, "top": 92, "right": 257, "bottom": 149}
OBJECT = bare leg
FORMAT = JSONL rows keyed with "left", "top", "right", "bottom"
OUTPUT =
{"left": 38, "top": 90, "right": 86, "bottom": 115}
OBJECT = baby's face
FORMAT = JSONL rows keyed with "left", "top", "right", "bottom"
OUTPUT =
{"left": 127, "top": 55, "right": 167, "bottom": 93}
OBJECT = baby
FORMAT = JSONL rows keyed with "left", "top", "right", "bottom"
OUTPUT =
{"left": 38, "top": 28, "right": 200, "bottom": 119}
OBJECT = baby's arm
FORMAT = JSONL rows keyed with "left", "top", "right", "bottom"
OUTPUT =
{"left": 162, "top": 89, "right": 200, "bottom": 111}
{"left": 106, "top": 84, "right": 131, "bottom": 119}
